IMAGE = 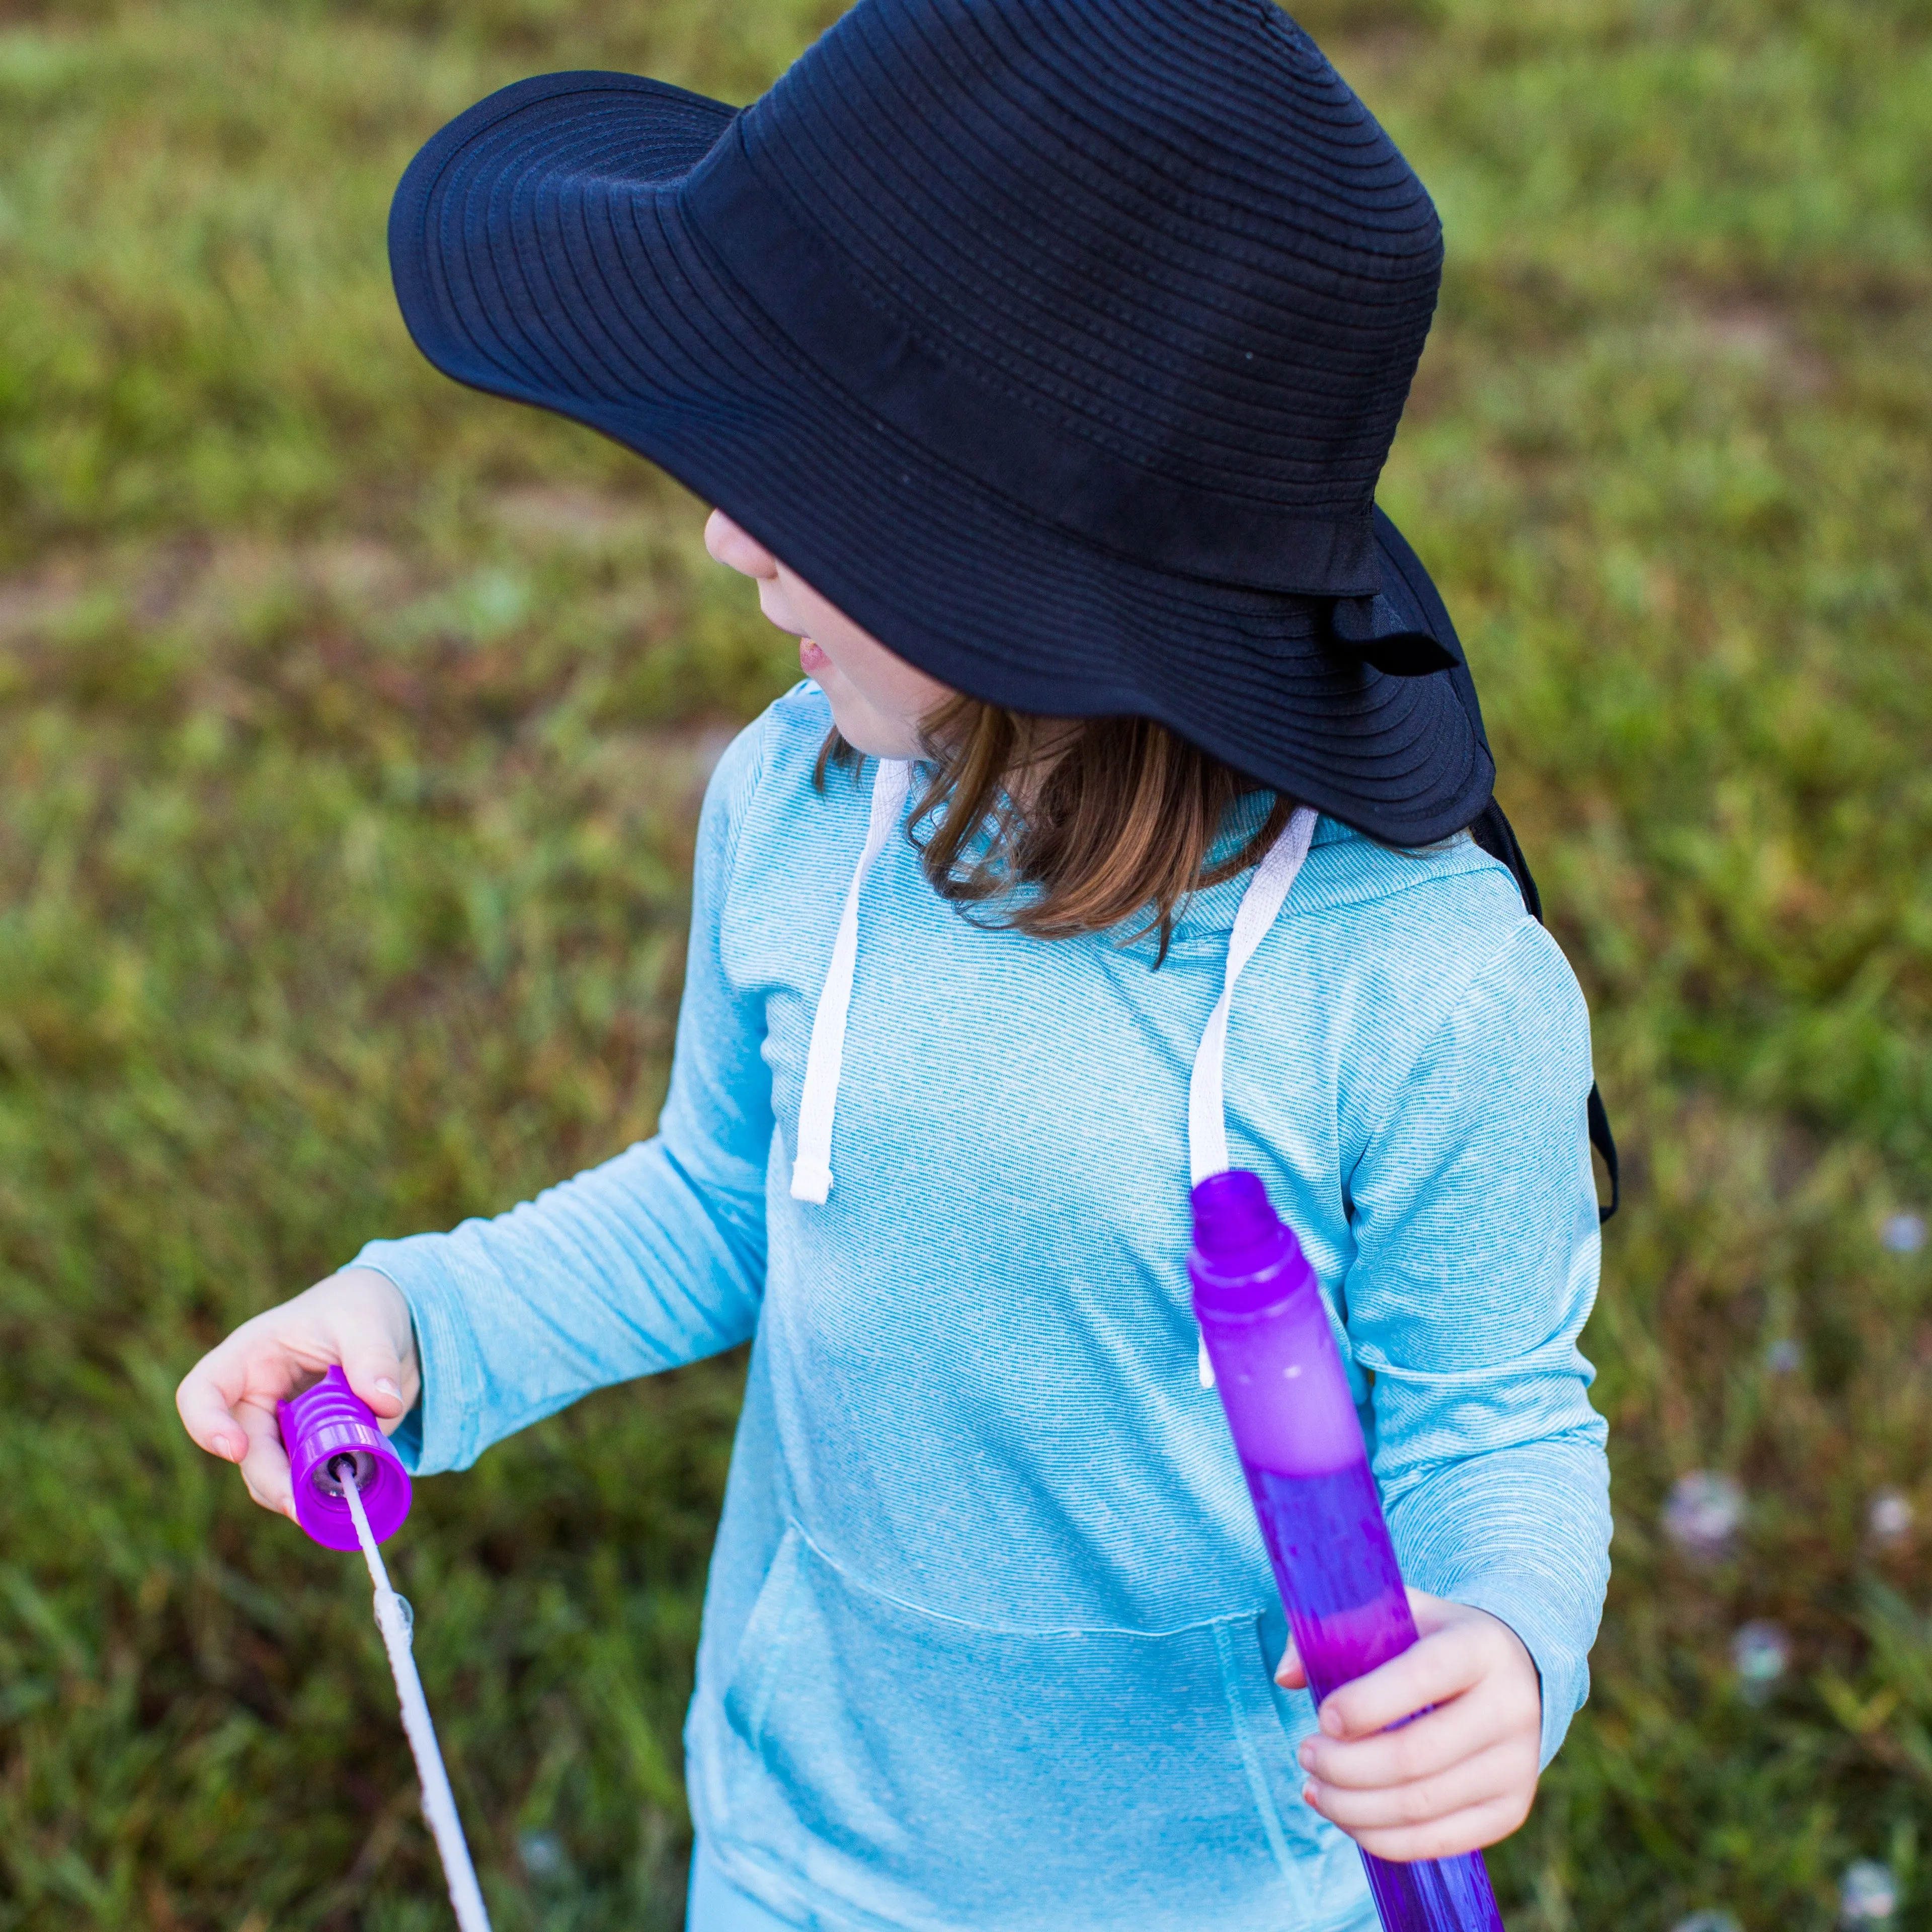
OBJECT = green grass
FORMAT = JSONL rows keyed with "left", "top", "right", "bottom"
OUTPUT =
{"left": 0, "top": 0, "right": 1927, "bottom": 1926}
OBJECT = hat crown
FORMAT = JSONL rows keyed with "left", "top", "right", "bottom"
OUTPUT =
{"left": 690, "top": 0, "right": 1440, "bottom": 586}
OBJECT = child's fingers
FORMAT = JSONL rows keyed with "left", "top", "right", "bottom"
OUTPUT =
{"left": 176, "top": 1326, "right": 280, "bottom": 1462}
{"left": 177, "top": 1270, "right": 415, "bottom": 1464}
{"left": 1302, "top": 1734, "right": 1531, "bottom": 1831}
{"left": 1308, "top": 1785, "right": 1533, "bottom": 1862}
{"left": 1316, "top": 1623, "right": 1490, "bottom": 1739}
{"left": 235, "top": 1399, "right": 297, "bottom": 1519}
{"left": 1298, "top": 1682, "right": 1517, "bottom": 1791}
{"left": 1274, "top": 1637, "right": 1306, "bottom": 1688}
{"left": 176, "top": 1358, "right": 252, "bottom": 1463}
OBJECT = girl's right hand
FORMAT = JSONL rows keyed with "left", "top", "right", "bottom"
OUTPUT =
{"left": 175, "top": 1268, "right": 419, "bottom": 1521}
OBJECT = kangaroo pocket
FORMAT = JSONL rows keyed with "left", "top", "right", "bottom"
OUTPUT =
{"left": 716, "top": 1526, "right": 1359, "bottom": 1932}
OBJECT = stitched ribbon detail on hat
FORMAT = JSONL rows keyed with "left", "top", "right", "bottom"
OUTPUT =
{"left": 1326, "top": 591, "right": 1457, "bottom": 677}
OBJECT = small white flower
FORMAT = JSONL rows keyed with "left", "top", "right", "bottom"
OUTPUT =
{"left": 1881, "top": 1212, "right": 1926, "bottom": 1255}
{"left": 1765, "top": 1337, "right": 1804, "bottom": 1374}
{"left": 1664, "top": 1471, "right": 1745, "bottom": 1559}
{"left": 1730, "top": 1620, "right": 1790, "bottom": 1699}
{"left": 520, "top": 1830, "right": 566, "bottom": 1881}
{"left": 1869, "top": 1488, "right": 1914, "bottom": 1544}
{"left": 1840, "top": 1859, "right": 1898, "bottom": 1925}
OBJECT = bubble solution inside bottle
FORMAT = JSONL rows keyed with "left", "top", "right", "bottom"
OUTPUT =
{"left": 1191, "top": 1170, "right": 1505, "bottom": 1932}
{"left": 1247, "top": 1460, "right": 1504, "bottom": 1932}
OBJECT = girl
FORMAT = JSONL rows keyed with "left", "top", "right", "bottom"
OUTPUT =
{"left": 177, "top": 3, "right": 1612, "bottom": 1928}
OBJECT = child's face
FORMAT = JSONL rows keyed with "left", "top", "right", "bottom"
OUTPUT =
{"left": 706, "top": 509, "right": 953, "bottom": 758}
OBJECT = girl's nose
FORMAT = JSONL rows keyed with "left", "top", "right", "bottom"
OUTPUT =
{"left": 704, "top": 507, "right": 778, "bottom": 580}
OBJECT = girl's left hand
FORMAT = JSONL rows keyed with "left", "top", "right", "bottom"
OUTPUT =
{"left": 1275, "top": 1589, "right": 1541, "bottom": 1859}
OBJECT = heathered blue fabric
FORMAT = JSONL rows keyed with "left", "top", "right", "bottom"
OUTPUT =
{"left": 357, "top": 682, "right": 1611, "bottom": 1932}
{"left": 690, "top": 1835, "right": 827, "bottom": 1931}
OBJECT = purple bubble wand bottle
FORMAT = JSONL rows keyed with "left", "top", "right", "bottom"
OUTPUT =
{"left": 1190, "top": 1172, "right": 1507, "bottom": 1932}
{"left": 280, "top": 1367, "right": 494, "bottom": 1932}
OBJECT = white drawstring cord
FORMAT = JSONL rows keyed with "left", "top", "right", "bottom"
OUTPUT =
{"left": 342, "top": 1470, "right": 494, "bottom": 1932}
{"left": 781, "top": 763, "right": 1314, "bottom": 1395}
{"left": 789, "top": 757, "right": 913, "bottom": 1203}
{"left": 1188, "top": 804, "right": 1320, "bottom": 1384}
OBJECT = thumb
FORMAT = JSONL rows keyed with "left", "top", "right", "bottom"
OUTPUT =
{"left": 1275, "top": 1636, "right": 1307, "bottom": 1689}
{"left": 341, "top": 1338, "right": 409, "bottom": 1425}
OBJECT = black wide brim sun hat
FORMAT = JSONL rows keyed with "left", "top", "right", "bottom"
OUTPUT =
{"left": 389, "top": 0, "right": 1497, "bottom": 844}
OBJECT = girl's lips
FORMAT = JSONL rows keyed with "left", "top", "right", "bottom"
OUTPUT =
{"left": 799, "top": 637, "right": 831, "bottom": 676}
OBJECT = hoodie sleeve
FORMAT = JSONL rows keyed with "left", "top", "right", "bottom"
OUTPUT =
{"left": 1341, "top": 916, "right": 1612, "bottom": 1769}
{"left": 352, "top": 714, "right": 777, "bottom": 1476}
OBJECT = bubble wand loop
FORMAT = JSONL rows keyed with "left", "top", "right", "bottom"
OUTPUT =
{"left": 339, "top": 1469, "right": 493, "bottom": 1932}
{"left": 278, "top": 1366, "right": 492, "bottom": 1932}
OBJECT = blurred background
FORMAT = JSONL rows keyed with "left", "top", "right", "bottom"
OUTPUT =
{"left": 0, "top": 0, "right": 1927, "bottom": 1926}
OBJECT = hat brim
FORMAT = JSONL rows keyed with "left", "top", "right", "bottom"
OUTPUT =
{"left": 390, "top": 71, "right": 1493, "bottom": 843}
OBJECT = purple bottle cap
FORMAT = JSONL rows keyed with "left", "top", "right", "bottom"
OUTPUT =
{"left": 1189, "top": 1171, "right": 1316, "bottom": 1320}
{"left": 276, "top": 1365, "right": 412, "bottom": 1551}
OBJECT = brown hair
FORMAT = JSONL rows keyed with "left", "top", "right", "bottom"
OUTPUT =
{"left": 816, "top": 696, "right": 1292, "bottom": 964}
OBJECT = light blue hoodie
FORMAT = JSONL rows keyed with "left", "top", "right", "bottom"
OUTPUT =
{"left": 358, "top": 682, "right": 1611, "bottom": 1932}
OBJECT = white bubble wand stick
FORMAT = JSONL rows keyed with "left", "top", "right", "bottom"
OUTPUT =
{"left": 278, "top": 1366, "right": 493, "bottom": 1932}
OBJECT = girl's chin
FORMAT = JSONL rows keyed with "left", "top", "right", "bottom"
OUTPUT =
{"left": 825, "top": 700, "right": 917, "bottom": 761}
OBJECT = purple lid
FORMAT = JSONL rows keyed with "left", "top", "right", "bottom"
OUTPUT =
{"left": 276, "top": 1365, "right": 412, "bottom": 1551}
{"left": 1189, "top": 1170, "right": 1317, "bottom": 1319}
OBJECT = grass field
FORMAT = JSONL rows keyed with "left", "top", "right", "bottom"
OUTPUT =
{"left": 1, "top": 0, "right": 1928, "bottom": 1927}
